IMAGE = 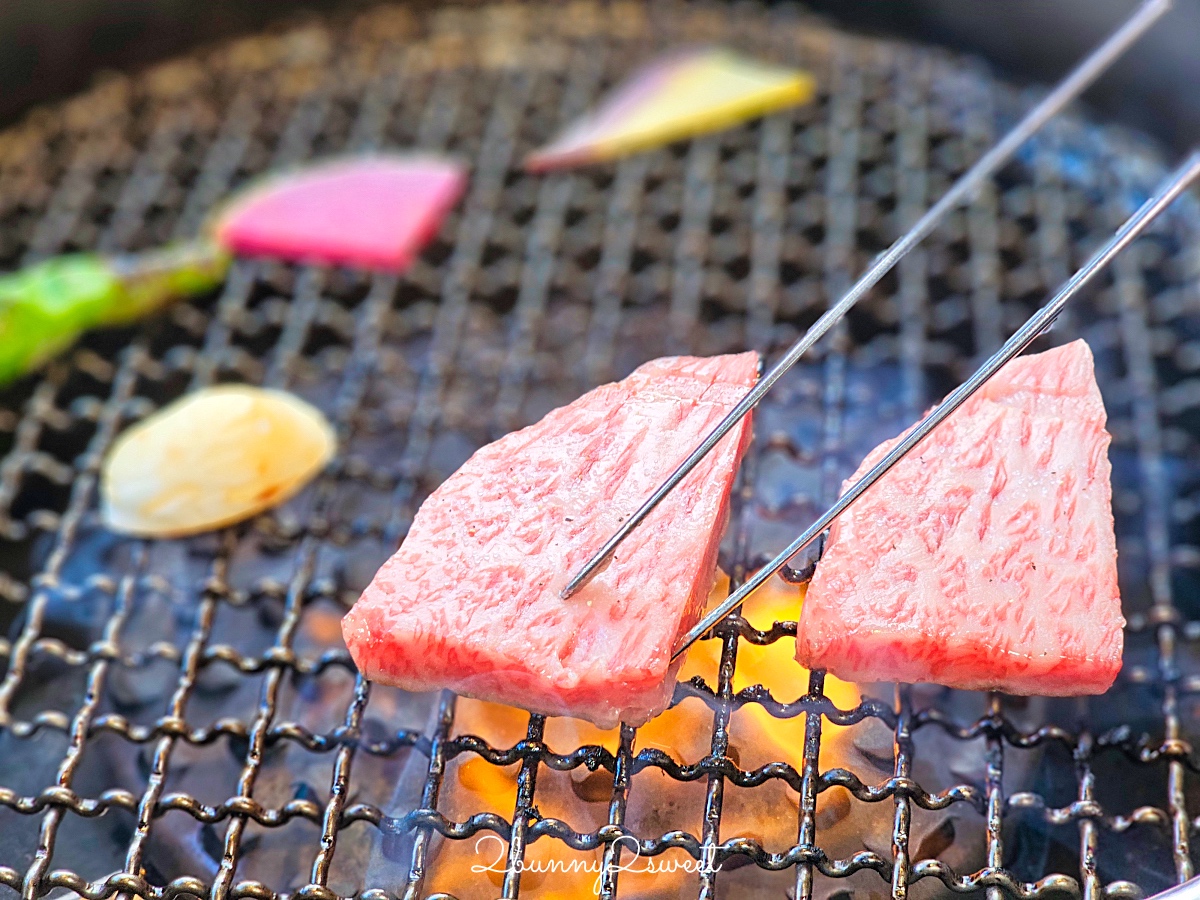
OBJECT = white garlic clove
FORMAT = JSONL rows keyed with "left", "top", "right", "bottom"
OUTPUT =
{"left": 101, "top": 385, "right": 336, "bottom": 538}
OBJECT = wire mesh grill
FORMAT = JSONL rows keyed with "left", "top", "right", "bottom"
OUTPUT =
{"left": 0, "top": 2, "right": 1199, "bottom": 899}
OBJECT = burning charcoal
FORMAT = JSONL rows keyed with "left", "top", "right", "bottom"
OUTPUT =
{"left": 193, "top": 660, "right": 244, "bottom": 697}
{"left": 106, "top": 542, "right": 207, "bottom": 711}
{"left": 568, "top": 768, "right": 613, "bottom": 804}
{"left": 780, "top": 532, "right": 825, "bottom": 585}
{"left": 18, "top": 528, "right": 121, "bottom": 651}
{"left": 0, "top": 729, "right": 71, "bottom": 871}
{"left": 97, "top": 568, "right": 435, "bottom": 893}
{"left": 369, "top": 577, "right": 1043, "bottom": 900}
{"left": 814, "top": 788, "right": 852, "bottom": 831}
{"left": 108, "top": 587, "right": 186, "bottom": 709}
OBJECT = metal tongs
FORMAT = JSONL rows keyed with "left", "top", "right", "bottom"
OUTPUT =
{"left": 1154, "top": 878, "right": 1200, "bottom": 900}
{"left": 673, "top": 148, "right": 1200, "bottom": 657}
{"left": 557, "top": 0, "right": 1200, "bottom": 661}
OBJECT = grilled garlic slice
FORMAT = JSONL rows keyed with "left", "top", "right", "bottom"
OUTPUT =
{"left": 101, "top": 385, "right": 336, "bottom": 537}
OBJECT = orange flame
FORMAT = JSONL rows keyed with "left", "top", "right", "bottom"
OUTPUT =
{"left": 426, "top": 573, "right": 860, "bottom": 898}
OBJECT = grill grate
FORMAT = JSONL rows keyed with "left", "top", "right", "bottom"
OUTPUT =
{"left": 0, "top": 3, "right": 1199, "bottom": 899}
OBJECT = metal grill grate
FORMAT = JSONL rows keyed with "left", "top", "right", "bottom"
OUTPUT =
{"left": 0, "top": 3, "right": 1199, "bottom": 899}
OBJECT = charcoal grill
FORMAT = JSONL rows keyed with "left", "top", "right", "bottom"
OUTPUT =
{"left": 1, "top": 2, "right": 1200, "bottom": 899}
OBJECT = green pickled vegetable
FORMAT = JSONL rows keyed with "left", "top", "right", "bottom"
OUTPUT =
{"left": 0, "top": 240, "right": 230, "bottom": 385}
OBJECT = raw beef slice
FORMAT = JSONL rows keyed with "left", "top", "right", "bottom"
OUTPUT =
{"left": 797, "top": 340, "right": 1123, "bottom": 694}
{"left": 343, "top": 352, "right": 759, "bottom": 728}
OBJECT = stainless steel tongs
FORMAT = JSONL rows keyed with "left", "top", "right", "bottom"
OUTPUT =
{"left": 676, "top": 148, "right": 1200, "bottom": 658}
{"left": 554, "top": 0, "right": 1199, "bottom": 660}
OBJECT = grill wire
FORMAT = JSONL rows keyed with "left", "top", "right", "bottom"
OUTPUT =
{"left": 0, "top": 2, "right": 1199, "bottom": 899}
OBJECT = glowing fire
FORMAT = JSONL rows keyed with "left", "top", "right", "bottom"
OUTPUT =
{"left": 424, "top": 574, "right": 864, "bottom": 898}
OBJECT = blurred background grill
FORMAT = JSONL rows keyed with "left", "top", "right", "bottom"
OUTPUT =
{"left": 1, "top": 2, "right": 1200, "bottom": 899}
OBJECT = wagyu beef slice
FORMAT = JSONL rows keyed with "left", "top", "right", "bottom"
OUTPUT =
{"left": 343, "top": 352, "right": 758, "bottom": 728}
{"left": 797, "top": 340, "right": 1123, "bottom": 694}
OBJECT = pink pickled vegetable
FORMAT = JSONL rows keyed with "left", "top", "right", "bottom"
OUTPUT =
{"left": 215, "top": 155, "right": 465, "bottom": 272}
